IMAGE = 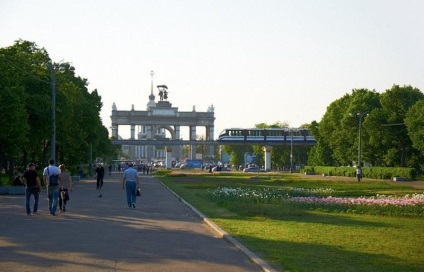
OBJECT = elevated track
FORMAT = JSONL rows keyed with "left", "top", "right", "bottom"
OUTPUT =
{"left": 111, "top": 138, "right": 316, "bottom": 146}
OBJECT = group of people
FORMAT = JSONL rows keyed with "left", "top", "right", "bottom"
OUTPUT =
{"left": 95, "top": 162, "right": 141, "bottom": 208}
{"left": 23, "top": 159, "right": 72, "bottom": 216}
{"left": 24, "top": 159, "right": 142, "bottom": 215}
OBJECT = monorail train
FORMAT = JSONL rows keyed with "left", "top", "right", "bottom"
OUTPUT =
{"left": 217, "top": 128, "right": 314, "bottom": 142}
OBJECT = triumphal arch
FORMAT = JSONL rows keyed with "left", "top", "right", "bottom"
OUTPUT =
{"left": 110, "top": 72, "right": 215, "bottom": 163}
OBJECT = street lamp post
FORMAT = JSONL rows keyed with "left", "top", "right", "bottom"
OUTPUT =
{"left": 290, "top": 129, "right": 293, "bottom": 173}
{"left": 45, "top": 62, "right": 71, "bottom": 162}
{"left": 46, "top": 62, "right": 56, "bottom": 162}
{"left": 352, "top": 112, "right": 366, "bottom": 167}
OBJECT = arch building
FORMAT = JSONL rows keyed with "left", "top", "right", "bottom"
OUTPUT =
{"left": 110, "top": 72, "right": 215, "bottom": 163}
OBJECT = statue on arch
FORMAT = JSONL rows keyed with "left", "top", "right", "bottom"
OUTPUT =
{"left": 157, "top": 85, "right": 168, "bottom": 101}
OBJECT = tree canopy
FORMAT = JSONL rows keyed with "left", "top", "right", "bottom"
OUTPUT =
{"left": 308, "top": 85, "right": 424, "bottom": 171}
{"left": 0, "top": 40, "right": 116, "bottom": 177}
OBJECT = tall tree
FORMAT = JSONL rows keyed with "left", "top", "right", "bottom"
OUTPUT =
{"left": 307, "top": 121, "right": 333, "bottom": 166}
{"left": 375, "top": 85, "right": 424, "bottom": 166}
{"left": 405, "top": 100, "right": 424, "bottom": 170}
{"left": 315, "top": 89, "right": 380, "bottom": 166}
{"left": 0, "top": 40, "right": 115, "bottom": 178}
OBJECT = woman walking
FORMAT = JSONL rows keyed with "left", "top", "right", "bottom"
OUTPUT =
{"left": 59, "top": 164, "right": 73, "bottom": 212}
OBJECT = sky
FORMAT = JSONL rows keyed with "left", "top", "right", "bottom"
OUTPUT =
{"left": 1, "top": 0, "right": 423, "bottom": 139}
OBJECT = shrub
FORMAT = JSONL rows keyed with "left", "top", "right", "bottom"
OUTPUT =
{"left": 301, "top": 166, "right": 417, "bottom": 180}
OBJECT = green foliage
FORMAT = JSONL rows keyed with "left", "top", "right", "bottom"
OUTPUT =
{"left": 0, "top": 40, "right": 114, "bottom": 179}
{"left": 405, "top": 100, "right": 424, "bottom": 154}
{"left": 303, "top": 166, "right": 417, "bottom": 180}
{"left": 311, "top": 85, "right": 424, "bottom": 172}
{"left": 222, "top": 145, "right": 253, "bottom": 166}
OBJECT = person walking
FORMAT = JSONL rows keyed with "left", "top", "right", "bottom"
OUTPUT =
{"left": 43, "top": 159, "right": 63, "bottom": 216}
{"left": 356, "top": 166, "right": 362, "bottom": 182}
{"left": 95, "top": 164, "right": 105, "bottom": 197}
{"left": 122, "top": 162, "right": 140, "bottom": 208}
{"left": 59, "top": 164, "right": 73, "bottom": 212}
{"left": 108, "top": 164, "right": 112, "bottom": 175}
{"left": 23, "top": 163, "right": 42, "bottom": 215}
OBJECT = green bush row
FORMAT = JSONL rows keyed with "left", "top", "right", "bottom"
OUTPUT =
{"left": 302, "top": 166, "right": 417, "bottom": 180}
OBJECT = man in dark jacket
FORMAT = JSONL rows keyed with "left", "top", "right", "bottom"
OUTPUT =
{"left": 23, "top": 163, "right": 42, "bottom": 215}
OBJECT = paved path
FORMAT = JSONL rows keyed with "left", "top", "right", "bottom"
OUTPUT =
{"left": 0, "top": 173, "right": 268, "bottom": 272}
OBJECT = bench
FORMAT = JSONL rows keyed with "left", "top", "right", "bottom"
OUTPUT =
{"left": 393, "top": 177, "right": 408, "bottom": 181}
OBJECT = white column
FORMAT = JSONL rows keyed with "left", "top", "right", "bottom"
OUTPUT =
{"left": 207, "top": 126, "right": 214, "bottom": 157}
{"left": 263, "top": 146, "right": 272, "bottom": 172}
{"left": 112, "top": 124, "right": 118, "bottom": 138}
{"left": 130, "top": 125, "right": 135, "bottom": 139}
{"left": 190, "top": 126, "right": 197, "bottom": 160}
{"left": 173, "top": 125, "right": 181, "bottom": 160}
{"left": 165, "top": 147, "right": 173, "bottom": 169}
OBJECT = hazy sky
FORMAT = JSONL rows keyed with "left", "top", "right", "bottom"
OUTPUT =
{"left": 1, "top": 0, "right": 423, "bottom": 139}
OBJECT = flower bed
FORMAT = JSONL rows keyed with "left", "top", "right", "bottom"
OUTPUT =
{"left": 208, "top": 187, "right": 424, "bottom": 216}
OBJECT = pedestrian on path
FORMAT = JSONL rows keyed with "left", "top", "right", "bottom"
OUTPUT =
{"left": 95, "top": 164, "right": 105, "bottom": 197}
{"left": 122, "top": 162, "right": 140, "bottom": 208}
{"left": 23, "top": 163, "right": 42, "bottom": 215}
{"left": 356, "top": 166, "right": 362, "bottom": 182}
{"left": 59, "top": 164, "right": 73, "bottom": 212}
{"left": 43, "top": 159, "right": 63, "bottom": 216}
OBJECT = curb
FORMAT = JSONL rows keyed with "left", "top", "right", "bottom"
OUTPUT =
{"left": 154, "top": 177, "right": 277, "bottom": 272}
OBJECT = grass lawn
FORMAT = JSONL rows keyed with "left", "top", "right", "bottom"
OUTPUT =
{"left": 154, "top": 171, "right": 424, "bottom": 272}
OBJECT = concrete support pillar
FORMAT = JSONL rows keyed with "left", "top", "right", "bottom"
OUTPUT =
{"left": 165, "top": 147, "right": 173, "bottom": 169}
{"left": 112, "top": 124, "right": 118, "bottom": 139}
{"left": 207, "top": 126, "right": 214, "bottom": 158}
{"left": 130, "top": 125, "right": 135, "bottom": 139}
{"left": 129, "top": 125, "right": 136, "bottom": 160}
{"left": 190, "top": 126, "right": 197, "bottom": 160}
{"left": 263, "top": 146, "right": 272, "bottom": 172}
{"left": 146, "top": 125, "right": 154, "bottom": 161}
{"left": 173, "top": 125, "right": 181, "bottom": 160}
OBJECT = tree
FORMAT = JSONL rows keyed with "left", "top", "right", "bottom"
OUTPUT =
{"left": 372, "top": 85, "right": 424, "bottom": 167}
{"left": 307, "top": 121, "right": 333, "bottom": 166}
{"left": 0, "top": 40, "right": 115, "bottom": 178}
{"left": 312, "top": 85, "right": 423, "bottom": 168}
{"left": 222, "top": 145, "right": 253, "bottom": 167}
{"left": 314, "top": 89, "right": 380, "bottom": 166}
{"left": 405, "top": 100, "right": 424, "bottom": 170}
{"left": 0, "top": 40, "right": 43, "bottom": 176}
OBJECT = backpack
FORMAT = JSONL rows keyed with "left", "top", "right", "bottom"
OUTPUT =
{"left": 47, "top": 168, "right": 59, "bottom": 186}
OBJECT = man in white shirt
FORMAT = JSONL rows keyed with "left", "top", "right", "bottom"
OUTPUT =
{"left": 43, "top": 159, "right": 63, "bottom": 216}
{"left": 122, "top": 163, "right": 140, "bottom": 208}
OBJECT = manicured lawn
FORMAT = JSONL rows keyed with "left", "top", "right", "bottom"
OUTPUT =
{"left": 155, "top": 171, "right": 424, "bottom": 272}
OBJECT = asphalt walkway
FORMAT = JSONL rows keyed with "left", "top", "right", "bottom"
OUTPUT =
{"left": 0, "top": 173, "right": 271, "bottom": 272}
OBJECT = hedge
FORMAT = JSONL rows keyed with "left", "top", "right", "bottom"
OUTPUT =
{"left": 301, "top": 166, "right": 416, "bottom": 180}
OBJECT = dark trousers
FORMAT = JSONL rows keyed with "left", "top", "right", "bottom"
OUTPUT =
{"left": 96, "top": 177, "right": 104, "bottom": 189}
{"left": 25, "top": 187, "right": 39, "bottom": 214}
{"left": 59, "top": 188, "right": 69, "bottom": 211}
